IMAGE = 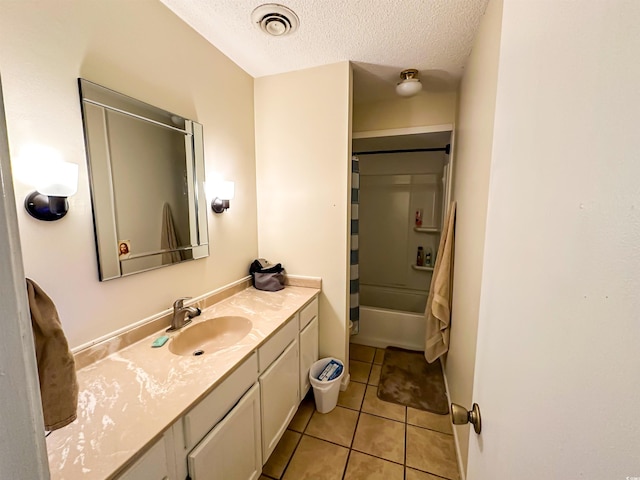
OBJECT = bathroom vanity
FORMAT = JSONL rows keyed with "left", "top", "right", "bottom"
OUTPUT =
{"left": 45, "top": 284, "right": 320, "bottom": 479}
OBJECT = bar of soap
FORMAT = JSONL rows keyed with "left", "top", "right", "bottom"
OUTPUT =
{"left": 151, "top": 335, "right": 169, "bottom": 348}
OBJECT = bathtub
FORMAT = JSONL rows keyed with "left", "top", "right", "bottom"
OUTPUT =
{"left": 354, "top": 285, "right": 427, "bottom": 350}
{"left": 354, "top": 305, "right": 426, "bottom": 351}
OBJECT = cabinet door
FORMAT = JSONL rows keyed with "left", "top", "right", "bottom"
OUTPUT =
{"left": 187, "top": 383, "right": 262, "bottom": 480}
{"left": 299, "top": 316, "right": 319, "bottom": 401}
{"left": 117, "top": 436, "right": 170, "bottom": 480}
{"left": 259, "top": 339, "right": 299, "bottom": 462}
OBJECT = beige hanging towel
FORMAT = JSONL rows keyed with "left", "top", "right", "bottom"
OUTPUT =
{"left": 26, "top": 278, "right": 78, "bottom": 431}
{"left": 161, "top": 202, "right": 182, "bottom": 264}
{"left": 424, "top": 201, "right": 457, "bottom": 363}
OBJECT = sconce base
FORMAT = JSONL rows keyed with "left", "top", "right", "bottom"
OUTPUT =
{"left": 25, "top": 192, "right": 69, "bottom": 221}
{"left": 211, "top": 197, "right": 230, "bottom": 214}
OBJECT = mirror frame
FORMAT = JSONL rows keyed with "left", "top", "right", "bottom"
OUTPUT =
{"left": 78, "top": 79, "right": 209, "bottom": 281}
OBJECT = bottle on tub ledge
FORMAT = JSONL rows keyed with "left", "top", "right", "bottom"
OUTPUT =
{"left": 416, "top": 246, "right": 424, "bottom": 266}
{"left": 415, "top": 208, "right": 423, "bottom": 227}
{"left": 425, "top": 247, "right": 433, "bottom": 266}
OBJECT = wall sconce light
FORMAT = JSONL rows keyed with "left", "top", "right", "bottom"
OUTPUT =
{"left": 211, "top": 180, "right": 235, "bottom": 213}
{"left": 24, "top": 160, "right": 79, "bottom": 221}
{"left": 396, "top": 69, "right": 423, "bottom": 97}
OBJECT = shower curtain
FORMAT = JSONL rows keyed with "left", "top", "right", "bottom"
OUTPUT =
{"left": 350, "top": 155, "right": 360, "bottom": 335}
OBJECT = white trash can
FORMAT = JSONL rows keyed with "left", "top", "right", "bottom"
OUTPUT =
{"left": 309, "top": 358, "right": 344, "bottom": 414}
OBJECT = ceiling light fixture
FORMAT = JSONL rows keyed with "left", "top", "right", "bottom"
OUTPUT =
{"left": 251, "top": 4, "right": 299, "bottom": 37}
{"left": 396, "top": 69, "right": 423, "bottom": 97}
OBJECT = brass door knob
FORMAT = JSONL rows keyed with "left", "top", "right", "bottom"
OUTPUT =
{"left": 450, "top": 402, "right": 482, "bottom": 434}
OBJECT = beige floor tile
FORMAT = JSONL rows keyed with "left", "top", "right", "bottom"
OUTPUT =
{"left": 374, "top": 348, "right": 386, "bottom": 365}
{"left": 406, "top": 468, "right": 445, "bottom": 480}
{"left": 288, "top": 395, "right": 315, "bottom": 432}
{"left": 361, "top": 385, "right": 405, "bottom": 422}
{"left": 305, "top": 406, "right": 359, "bottom": 447}
{"left": 343, "top": 450, "right": 404, "bottom": 480}
{"left": 282, "top": 436, "right": 349, "bottom": 480}
{"left": 406, "top": 425, "right": 459, "bottom": 479}
{"left": 338, "top": 381, "right": 366, "bottom": 411}
{"left": 350, "top": 343, "right": 375, "bottom": 363}
{"left": 407, "top": 407, "right": 453, "bottom": 435}
{"left": 262, "top": 430, "right": 301, "bottom": 479}
{"left": 368, "top": 364, "right": 381, "bottom": 386}
{"left": 350, "top": 360, "right": 372, "bottom": 383}
{"left": 352, "top": 413, "right": 405, "bottom": 464}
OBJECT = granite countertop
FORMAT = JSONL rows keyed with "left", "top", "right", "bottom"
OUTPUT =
{"left": 46, "top": 285, "right": 320, "bottom": 479}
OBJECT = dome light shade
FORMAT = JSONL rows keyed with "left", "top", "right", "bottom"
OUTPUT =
{"left": 396, "top": 69, "right": 423, "bottom": 97}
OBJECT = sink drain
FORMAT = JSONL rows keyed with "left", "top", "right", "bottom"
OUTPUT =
{"left": 193, "top": 349, "right": 204, "bottom": 356}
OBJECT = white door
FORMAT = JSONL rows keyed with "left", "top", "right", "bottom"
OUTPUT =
{"left": 0, "top": 77, "right": 50, "bottom": 478}
{"left": 462, "top": 2, "right": 640, "bottom": 479}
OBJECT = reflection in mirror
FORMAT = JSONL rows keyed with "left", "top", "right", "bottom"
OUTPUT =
{"left": 79, "top": 79, "right": 209, "bottom": 281}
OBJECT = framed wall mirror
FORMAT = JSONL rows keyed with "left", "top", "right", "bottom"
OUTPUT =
{"left": 78, "top": 79, "right": 209, "bottom": 281}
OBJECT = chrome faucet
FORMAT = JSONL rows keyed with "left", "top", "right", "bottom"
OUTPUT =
{"left": 167, "top": 297, "right": 201, "bottom": 332}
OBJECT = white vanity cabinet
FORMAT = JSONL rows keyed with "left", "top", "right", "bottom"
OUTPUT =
{"left": 298, "top": 298, "right": 319, "bottom": 401}
{"left": 258, "top": 319, "right": 300, "bottom": 462}
{"left": 187, "top": 383, "right": 262, "bottom": 480}
{"left": 134, "top": 294, "right": 320, "bottom": 480}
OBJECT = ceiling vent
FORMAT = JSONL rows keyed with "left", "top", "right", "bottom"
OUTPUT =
{"left": 251, "top": 4, "right": 299, "bottom": 37}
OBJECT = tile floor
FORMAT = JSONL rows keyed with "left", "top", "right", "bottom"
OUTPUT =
{"left": 260, "top": 344, "right": 460, "bottom": 480}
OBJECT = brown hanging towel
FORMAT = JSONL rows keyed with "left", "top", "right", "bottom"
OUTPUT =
{"left": 26, "top": 278, "right": 78, "bottom": 431}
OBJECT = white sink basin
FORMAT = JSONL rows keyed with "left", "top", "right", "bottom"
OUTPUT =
{"left": 168, "top": 316, "right": 252, "bottom": 356}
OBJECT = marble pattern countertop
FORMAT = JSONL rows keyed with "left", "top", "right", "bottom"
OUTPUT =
{"left": 46, "top": 285, "right": 320, "bottom": 479}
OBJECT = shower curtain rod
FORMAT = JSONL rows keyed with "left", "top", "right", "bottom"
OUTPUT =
{"left": 353, "top": 144, "right": 451, "bottom": 156}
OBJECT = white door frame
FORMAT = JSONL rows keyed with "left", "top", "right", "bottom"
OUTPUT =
{"left": 0, "top": 75, "right": 50, "bottom": 477}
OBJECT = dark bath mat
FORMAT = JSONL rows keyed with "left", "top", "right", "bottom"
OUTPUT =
{"left": 377, "top": 346, "right": 449, "bottom": 414}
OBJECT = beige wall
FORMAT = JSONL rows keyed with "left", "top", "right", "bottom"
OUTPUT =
{"left": 254, "top": 62, "right": 352, "bottom": 362}
{"left": 352, "top": 91, "right": 457, "bottom": 133}
{"left": 0, "top": 1, "right": 258, "bottom": 349}
{"left": 448, "top": 0, "right": 503, "bottom": 473}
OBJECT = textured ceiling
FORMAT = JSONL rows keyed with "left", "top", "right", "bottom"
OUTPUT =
{"left": 160, "top": 0, "right": 489, "bottom": 103}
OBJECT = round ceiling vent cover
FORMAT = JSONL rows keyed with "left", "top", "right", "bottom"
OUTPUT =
{"left": 251, "top": 4, "right": 299, "bottom": 36}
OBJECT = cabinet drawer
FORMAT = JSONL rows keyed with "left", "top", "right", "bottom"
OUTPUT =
{"left": 258, "top": 316, "right": 297, "bottom": 373}
{"left": 299, "top": 297, "right": 318, "bottom": 330}
{"left": 183, "top": 352, "right": 258, "bottom": 450}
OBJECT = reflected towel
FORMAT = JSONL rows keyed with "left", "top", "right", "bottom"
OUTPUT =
{"left": 26, "top": 278, "right": 78, "bottom": 430}
{"left": 424, "top": 201, "right": 456, "bottom": 363}
{"left": 161, "top": 202, "right": 182, "bottom": 264}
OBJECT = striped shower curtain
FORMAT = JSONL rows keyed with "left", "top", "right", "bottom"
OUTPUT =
{"left": 350, "top": 155, "right": 360, "bottom": 335}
